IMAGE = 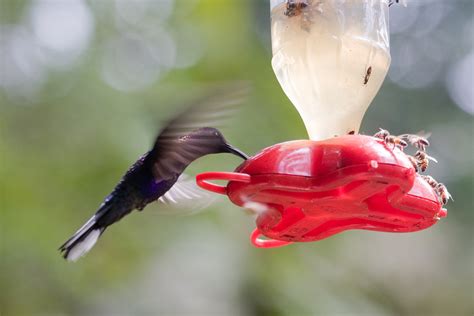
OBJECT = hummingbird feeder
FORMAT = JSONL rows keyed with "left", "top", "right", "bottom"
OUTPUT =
{"left": 196, "top": 0, "right": 447, "bottom": 248}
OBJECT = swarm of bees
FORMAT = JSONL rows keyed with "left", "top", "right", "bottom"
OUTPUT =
{"left": 373, "top": 129, "right": 452, "bottom": 206}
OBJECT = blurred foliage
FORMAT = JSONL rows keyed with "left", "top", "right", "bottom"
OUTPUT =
{"left": 1, "top": 0, "right": 473, "bottom": 315}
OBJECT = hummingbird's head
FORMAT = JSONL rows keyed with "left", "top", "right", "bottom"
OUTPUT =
{"left": 184, "top": 127, "right": 248, "bottom": 160}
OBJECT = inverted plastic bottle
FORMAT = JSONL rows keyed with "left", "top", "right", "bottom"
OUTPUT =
{"left": 270, "top": 0, "right": 391, "bottom": 140}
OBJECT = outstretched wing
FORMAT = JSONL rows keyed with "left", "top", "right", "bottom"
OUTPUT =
{"left": 149, "top": 82, "right": 250, "bottom": 179}
{"left": 156, "top": 174, "right": 220, "bottom": 215}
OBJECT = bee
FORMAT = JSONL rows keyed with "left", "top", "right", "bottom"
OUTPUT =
{"left": 421, "top": 175, "right": 438, "bottom": 188}
{"left": 407, "top": 155, "right": 419, "bottom": 171}
{"left": 435, "top": 183, "right": 452, "bottom": 205}
{"left": 284, "top": 0, "right": 309, "bottom": 17}
{"left": 363, "top": 66, "right": 372, "bottom": 85}
{"left": 399, "top": 133, "right": 431, "bottom": 151}
{"left": 373, "top": 129, "right": 407, "bottom": 150}
{"left": 414, "top": 150, "right": 438, "bottom": 172}
{"left": 386, "top": 135, "right": 408, "bottom": 150}
{"left": 421, "top": 176, "right": 452, "bottom": 206}
{"left": 374, "top": 128, "right": 390, "bottom": 140}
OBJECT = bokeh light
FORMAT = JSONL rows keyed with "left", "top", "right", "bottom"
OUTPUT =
{"left": 446, "top": 52, "right": 474, "bottom": 115}
{"left": 28, "top": 0, "right": 94, "bottom": 68}
{"left": 101, "top": 31, "right": 175, "bottom": 92}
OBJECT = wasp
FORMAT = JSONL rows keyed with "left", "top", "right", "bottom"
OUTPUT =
{"left": 364, "top": 66, "right": 372, "bottom": 85}
{"left": 284, "top": 0, "right": 309, "bottom": 17}
{"left": 414, "top": 150, "right": 437, "bottom": 172}
{"left": 374, "top": 129, "right": 407, "bottom": 150}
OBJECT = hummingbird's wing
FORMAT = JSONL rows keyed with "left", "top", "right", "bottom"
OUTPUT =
{"left": 149, "top": 82, "right": 250, "bottom": 180}
{"left": 156, "top": 174, "right": 220, "bottom": 215}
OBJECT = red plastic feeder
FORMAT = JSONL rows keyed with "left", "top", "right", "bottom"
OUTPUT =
{"left": 196, "top": 135, "right": 447, "bottom": 248}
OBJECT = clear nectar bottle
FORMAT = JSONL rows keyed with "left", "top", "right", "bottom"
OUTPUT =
{"left": 270, "top": 0, "right": 391, "bottom": 140}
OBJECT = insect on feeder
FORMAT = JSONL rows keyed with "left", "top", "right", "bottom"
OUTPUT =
{"left": 197, "top": 0, "right": 448, "bottom": 248}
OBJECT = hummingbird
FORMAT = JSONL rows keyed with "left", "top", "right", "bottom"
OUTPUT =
{"left": 59, "top": 86, "right": 249, "bottom": 261}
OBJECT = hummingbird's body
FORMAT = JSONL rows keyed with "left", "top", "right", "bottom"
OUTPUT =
{"left": 60, "top": 87, "right": 249, "bottom": 261}
{"left": 93, "top": 152, "right": 172, "bottom": 228}
{"left": 106, "top": 151, "right": 172, "bottom": 212}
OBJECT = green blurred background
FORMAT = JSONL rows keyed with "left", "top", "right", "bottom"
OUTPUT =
{"left": 1, "top": 0, "right": 473, "bottom": 315}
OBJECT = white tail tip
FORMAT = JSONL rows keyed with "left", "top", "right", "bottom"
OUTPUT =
{"left": 65, "top": 229, "right": 101, "bottom": 262}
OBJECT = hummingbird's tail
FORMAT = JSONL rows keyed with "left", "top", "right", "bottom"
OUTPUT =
{"left": 59, "top": 203, "right": 111, "bottom": 262}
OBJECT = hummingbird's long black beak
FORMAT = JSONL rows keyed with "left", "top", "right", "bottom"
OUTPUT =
{"left": 223, "top": 143, "right": 248, "bottom": 160}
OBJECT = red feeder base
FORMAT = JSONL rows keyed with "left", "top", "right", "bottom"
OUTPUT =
{"left": 196, "top": 135, "right": 447, "bottom": 248}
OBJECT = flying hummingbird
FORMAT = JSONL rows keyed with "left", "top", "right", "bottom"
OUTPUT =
{"left": 59, "top": 86, "right": 249, "bottom": 261}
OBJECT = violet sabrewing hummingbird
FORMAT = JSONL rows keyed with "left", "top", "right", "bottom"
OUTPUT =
{"left": 59, "top": 86, "right": 249, "bottom": 261}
